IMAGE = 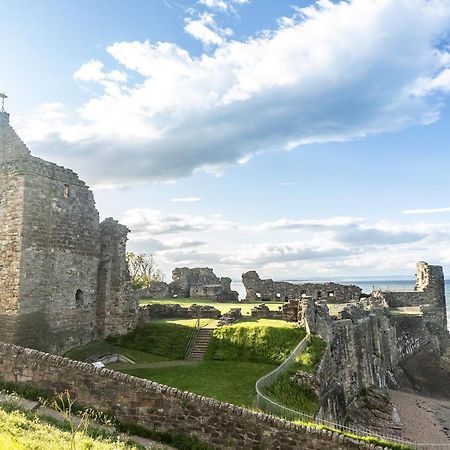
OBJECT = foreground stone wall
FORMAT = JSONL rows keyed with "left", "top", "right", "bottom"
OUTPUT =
{"left": 0, "top": 341, "right": 375, "bottom": 450}
{"left": 242, "top": 271, "right": 362, "bottom": 303}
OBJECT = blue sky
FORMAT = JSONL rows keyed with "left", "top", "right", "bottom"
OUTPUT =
{"left": 3, "top": 0, "right": 450, "bottom": 280}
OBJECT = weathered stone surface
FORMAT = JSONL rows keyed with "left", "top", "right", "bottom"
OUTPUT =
{"left": 0, "top": 111, "right": 136, "bottom": 353}
{"left": 139, "top": 303, "right": 221, "bottom": 321}
{"left": 242, "top": 271, "right": 362, "bottom": 302}
{"left": 171, "top": 267, "right": 239, "bottom": 301}
{"left": 0, "top": 341, "right": 373, "bottom": 450}
{"left": 218, "top": 308, "right": 241, "bottom": 326}
{"left": 250, "top": 303, "right": 282, "bottom": 319}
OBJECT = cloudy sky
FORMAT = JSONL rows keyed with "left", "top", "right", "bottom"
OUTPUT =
{"left": 3, "top": 0, "right": 450, "bottom": 281}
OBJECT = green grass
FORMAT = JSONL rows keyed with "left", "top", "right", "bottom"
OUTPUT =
{"left": 230, "top": 318, "right": 295, "bottom": 328}
{"left": 205, "top": 324, "right": 306, "bottom": 364}
{"left": 0, "top": 405, "right": 138, "bottom": 450}
{"left": 120, "top": 360, "right": 275, "bottom": 408}
{"left": 140, "top": 298, "right": 284, "bottom": 315}
{"left": 151, "top": 318, "right": 218, "bottom": 327}
{"left": 261, "top": 335, "right": 326, "bottom": 415}
{"left": 107, "top": 322, "right": 193, "bottom": 360}
{"left": 301, "top": 423, "right": 414, "bottom": 450}
{"left": 65, "top": 341, "right": 169, "bottom": 364}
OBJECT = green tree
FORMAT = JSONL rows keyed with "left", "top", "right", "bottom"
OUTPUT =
{"left": 126, "top": 252, "right": 165, "bottom": 289}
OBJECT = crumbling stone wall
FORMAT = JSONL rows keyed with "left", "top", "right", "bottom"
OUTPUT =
{"left": 97, "top": 219, "right": 137, "bottom": 338}
{"left": 0, "top": 110, "right": 136, "bottom": 353}
{"left": 242, "top": 271, "right": 362, "bottom": 303}
{"left": 0, "top": 341, "right": 372, "bottom": 450}
{"left": 139, "top": 303, "right": 221, "bottom": 321}
{"left": 374, "top": 261, "right": 448, "bottom": 347}
{"left": 149, "top": 267, "right": 239, "bottom": 301}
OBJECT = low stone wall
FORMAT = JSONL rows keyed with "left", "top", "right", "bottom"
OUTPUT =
{"left": 139, "top": 303, "right": 221, "bottom": 321}
{"left": 0, "top": 342, "right": 375, "bottom": 449}
{"left": 250, "top": 304, "right": 282, "bottom": 319}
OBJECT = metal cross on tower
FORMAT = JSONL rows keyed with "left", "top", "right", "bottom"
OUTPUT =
{"left": 0, "top": 93, "right": 7, "bottom": 112}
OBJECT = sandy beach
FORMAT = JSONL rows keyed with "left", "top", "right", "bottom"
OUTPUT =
{"left": 389, "top": 389, "right": 450, "bottom": 448}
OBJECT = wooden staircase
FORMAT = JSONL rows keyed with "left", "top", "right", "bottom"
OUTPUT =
{"left": 187, "top": 328, "right": 213, "bottom": 361}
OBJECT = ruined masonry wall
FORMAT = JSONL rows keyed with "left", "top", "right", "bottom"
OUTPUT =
{"left": 97, "top": 218, "right": 138, "bottom": 338}
{"left": 0, "top": 114, "right": 136, "bottom": 353}
{"left": 242, "top": 271, "right": 362, "bottom": 302}
{"left": 0, "top": 341, "right": 376, "bottom": 450}
{"left": 17, "top": 157, "right": 100, "bottom": 353}
{"left": 0, "top": 166, "right": 24, "bottom": 316}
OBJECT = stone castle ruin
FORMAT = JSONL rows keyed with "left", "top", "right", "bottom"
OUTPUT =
{"left": 138, "top": 266, "right": 239, "bottom": 302}
{"left": 244, "top": 262, "right": 450, "bottom": 423}
{"left": 242, "top": 270, "right": 362, "bottom": 303}
{"left": 0, "top": 106, "right": 137, "bottom": 353}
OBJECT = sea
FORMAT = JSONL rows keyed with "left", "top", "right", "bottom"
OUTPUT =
{"left": 231, "top": 279, "right": 450, "bottom": 328}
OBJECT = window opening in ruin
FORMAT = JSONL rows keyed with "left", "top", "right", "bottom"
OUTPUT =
{"left": 317, "top": 291, "right": 322, "bottom": 299}
{"left": 64, "top": 184, "right": 70, "bottom": 198}
{"left": 75, "top": 289, "right": 84, "bottom": 307}
{"left": 301, "top": 291, "right": 307, "bottom": 298}
{"left": 328, "top": 291, "right": 335, "bottom": 298}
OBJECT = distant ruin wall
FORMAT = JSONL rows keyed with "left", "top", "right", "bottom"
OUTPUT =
{"left": 144, "top": 267, "right": 239, "bottom": 301}
{"left": 0, "top": 342, "right": 371, "bottom": 450}
{"left": 139, "top": 303, "right": 221, "bottom": 321}
{"left": 242, "top": 271, "right": 362, "bottom": 303}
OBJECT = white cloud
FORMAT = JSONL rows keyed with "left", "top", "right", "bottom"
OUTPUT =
{"left": 198, "top": 0, "right": 250, "bottom": 12}
{"left": 170, "top": 197, "right": 201, "bottom": 202}
{"left": 402, "top": 206, "right": 450, "bottom": 214}
{"left": 184, "top": 13, "right": 233, "bottom": 46}
{"left": 74, "top": 59, "right": 127, "bottom": 83}
{"left": 121, "top": 208, "right": 237, "bottom": 236}
{"left": 17, "top": 0, "right": 450, "bottom": 186}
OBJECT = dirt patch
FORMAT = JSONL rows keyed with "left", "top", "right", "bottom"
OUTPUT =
{"left": 389, "top": 389, "right": 450, "bottom": 447}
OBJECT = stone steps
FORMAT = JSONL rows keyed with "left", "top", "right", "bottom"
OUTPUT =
{"left": 188, "top": 328, "right": 213, "bottom": 361}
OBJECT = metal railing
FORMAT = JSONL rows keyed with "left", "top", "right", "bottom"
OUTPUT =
{"left": 185, "top": 317, "right": 201, "bottom": 360}
{"left": 255, "top": 334, "right": 447, "bottom": 449}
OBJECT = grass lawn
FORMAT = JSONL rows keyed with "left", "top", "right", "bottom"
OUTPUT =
{"left": 140, "top": 298, "right": 284, "bottom": 315}
{"left": 230, "top": 318, "right": 295, "bottom": 328}
{"left": 65, "top": 340, "right": 169, "bottom": 363}
{"left": 0, "top": 405, "right": 137, "bottom": 450}
{"left": 151, "top": 318, "right": 219, "bottom": 328}
{"left": 120, "top": 360, "right": 275, "bottom": 408}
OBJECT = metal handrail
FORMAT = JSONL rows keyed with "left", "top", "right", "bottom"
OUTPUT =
{"left": 254, "top": 334, "right": 443, "bottom": 449}
{"left": 185, "top": 317, "right": 201, "bottom": 360}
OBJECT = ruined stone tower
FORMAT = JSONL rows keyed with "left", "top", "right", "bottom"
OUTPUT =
{"left": 0, "top": 105, "right": 137, "bottom": 353}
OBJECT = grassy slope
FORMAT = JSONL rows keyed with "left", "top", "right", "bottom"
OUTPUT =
{"left": 205, "top": 325, "right": 306, "bottom": 364}
{"left": 0, "top": 406, "right": 136, "bottom": 450}
{"left": 114, "top": 321, "right": 305, "bottom": 408}
{"left": 140, "top": 298, "right": 284, "bottom": 315}
{"left": 262, "top": 335, "right": 326, "bottom": 415}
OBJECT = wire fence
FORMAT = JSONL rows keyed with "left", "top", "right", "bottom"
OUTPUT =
{"left": 255, "top": 334, "right": 449, "bottom": 449}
